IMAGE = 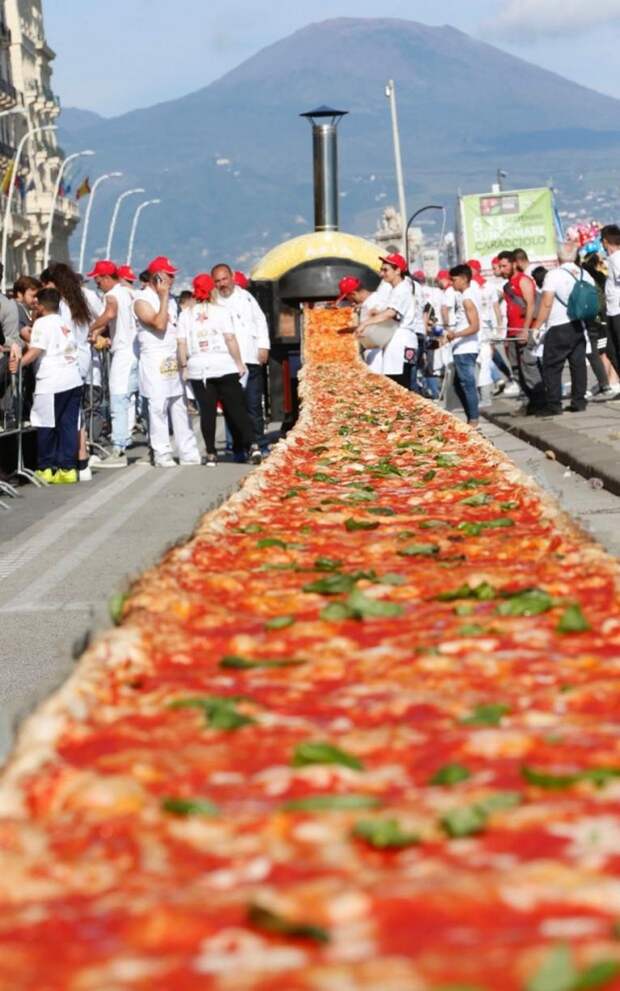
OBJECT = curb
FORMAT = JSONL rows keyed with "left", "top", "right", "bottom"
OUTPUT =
{"left": 482, "top": 400, "right": 620, "bottom": 497}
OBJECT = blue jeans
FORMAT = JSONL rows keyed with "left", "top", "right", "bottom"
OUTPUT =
{"left": 453, "top": 353, "right": 480, "bottom": 422}
{"left": 110, "top": 363, "right": 139, "bottom": 450}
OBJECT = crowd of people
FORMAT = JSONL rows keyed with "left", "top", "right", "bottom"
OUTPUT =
{"left": 0, "top": 256, "right": 269, "bottom": 484}
{"left": 339, "top": 228, "right": 620, "bottom": 424}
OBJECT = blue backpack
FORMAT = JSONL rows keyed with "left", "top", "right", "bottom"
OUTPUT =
{"left": 562, "top": 267, "right": 600, "bottom": 323}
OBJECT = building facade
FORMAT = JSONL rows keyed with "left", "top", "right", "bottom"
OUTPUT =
{"left": 0, "top": 0, "right": 79, "bottom": 283}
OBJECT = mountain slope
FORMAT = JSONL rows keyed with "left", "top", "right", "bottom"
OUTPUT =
{"left": 58, "top": 17, "right": 620, "bottom": 278}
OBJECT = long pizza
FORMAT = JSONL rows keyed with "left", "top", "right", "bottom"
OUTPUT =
{"left": 0, "top": 306, "right": 619, "bottom": 990}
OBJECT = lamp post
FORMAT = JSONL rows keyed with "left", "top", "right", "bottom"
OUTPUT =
{"left": 43, "top": 148, "right": 95, "bottom": 268}
{"left": 126, "top": 198, "right": 161, "bottom": 266}
{"left": 105, "top": 187, "right": 144, "bottom": 259}
{"left": 385, "top": 80, "right": 408, "bottom": 258}
{"left": 1, "top": 123, "right": 57, "bottom": 291}
{"left": 404, "top": 204, "right": 444, "bottom": 269}
{"left": 77, "top": 170, "right": 123, "bottom": 275}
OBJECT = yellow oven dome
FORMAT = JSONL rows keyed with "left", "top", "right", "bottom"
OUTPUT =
{"left": 251, "top": 230, "right": 382, "bottom": 281}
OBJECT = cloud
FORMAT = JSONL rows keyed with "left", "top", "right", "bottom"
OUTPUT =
{"left": 485, "top": 0, "right": 620, "bottom": 40}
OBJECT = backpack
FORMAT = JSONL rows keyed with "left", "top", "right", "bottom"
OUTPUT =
{"left": 560, "top": 267, "right": 599, "bottom": 323}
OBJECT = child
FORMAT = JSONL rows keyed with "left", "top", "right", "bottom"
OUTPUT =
{"left": 11, "top": 287, "right": 83, "bottom": 484}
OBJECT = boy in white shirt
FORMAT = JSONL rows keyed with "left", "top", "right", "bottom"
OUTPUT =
{"left": 446, "top": 265, "right": 481, "bottom": 427}
{"left": 10, "top": 288, "right": 83, "bottom": 484}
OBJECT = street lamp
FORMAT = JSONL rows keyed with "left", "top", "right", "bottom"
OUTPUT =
{"left": 43, "top": 148, "right": 95, "bottom": 268}
{"left": 77, "top": 170, "right": 123, "bottom": 275}
{"left": 404, "top": 205, "right": 445, "bottom": 269}
{"left": 105, "top": 187, "right": 144, "bottom": 259}
{"left": 1, "top": 123, "right": 57, "bottom": 291}
{"left": 385, "top": 80, "right": 407, "bottom": 258}
{"left": 126, "top": 198, "right": 161, "bottom": 266}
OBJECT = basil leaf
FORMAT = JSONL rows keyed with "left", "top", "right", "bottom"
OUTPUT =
{"left": 440, "top": 804, "right": 487, "bottom": 838}
{"left": 458, "top": 477, "right": 491, "bottom": 489}
{"left": 430, "top": 763, "right": 472, "bottom": 786}
{"left": 437, "top": 582, "right": 496, "bottom": 602}
{"left": 496, "top": 589, "right": 554, "bottom": 617}
{"left": 344, "top": 517, "right": 380, "bottom": 531}
{"left": 109, "top": 593, "right": 126, "bottom": 626}
{"left": 292, "top": 741, "right": 364, "bottom": 771}
{"left": 313, "top": 556, "right": 343, "bottom": 571}
{"left": 161, "top": 796, "right": 219, "bottom": 817}
{"left": 419, "top": 519, "right": 447, "bottom": 529}
{"left": 478, "top": 791, "right": 522, "bottom": 813}
{"left": 454, "top": 603, "right": 475, "bottom": 616}
{"left": 500, "top": 500, "right": 519, "bottom": 510}
{"left": 282, "top": 488, "right": 302, "bottom": 500}
{"left": 380, "top": 572, "right": 407, "bottom": 586}
{"left": 313, "top": 472, "right": 340, "bottom": 484}
{"left": 282, "top": 794, "right": 381, "bottom": 812}
{"left": 168, "top": 695, "right": 255, "bottom": 730}
{"left": 320, "top": 601, "right": 354, "bottom": 621}
{"left": 265, "top": 615, "right": 296, "bottom": 630}
{"left": 574, "top": 961, "right": 620, "bottom": 989}
{"left": 257, "top": 537, "right": 288, "bottom": 549}
{"left": 346, "top": 588, "right": 404, "bottom": 619}
{"left": 457, "top": 522, "right": 484, "bottom": 536}
{"left": 396, "top": 529, "right": 417, "bottom": 539}
{"left": 345, "top": 489, "right": 375, "bottom": 502}
{"left": 303, "top": 574, "right": 357, "bottom": 595}
{"left": 483, "top": 517, "right": 515, "bottom": 529}
{"left": 367, "top": 506, "right": 396, "bottom": 516}
{"left": 526, "top": 945, "right": 577, "bottom": 991}
{"left": 352, "top": 817, "right": 419, "bottom": 849}
{"left": 458, "top": 623, "right": 485, "bottom": 636}
{"left": 422, "top": 469, "right": 437, "bottom": 482}
{"left": 460, "top": 493, "right": 491, "bottom": 507}
{"left": 522, "top": 765, "right": 620, "bottom": 790}
{"left": 461, "top": 703, "right": 509, "bottom": 726}
{"left": 557, "top": 603, "right": 591, "bottom": 634}
{"left": 396, "top": 439, "right": 425, "bottom": 451}
{"left": 436, "top": 453, "right": 460, "bottom": 467}
{"left": 398, "top": 543, "right": 440, "bottom": 557}
{"left": 235, "top": 523, "right": 263, "bottom": 534}
{"left": 248, "top": 904, "right": 330, "bottom": 944}
{"left": 369, "top": 458, "right": 403, "bottom": 477}
{"left": 219, "top": 655, "right": 306, "bottom": 669}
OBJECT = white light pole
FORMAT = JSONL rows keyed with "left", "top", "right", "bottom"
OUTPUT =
{"left": 385, "top": 79, "right": 408, "bottom": 260}
{"left": 105, "top": 187, "right": 144, "bottom": 259}
{"left": 77, "top": 170, "right": 122, "bottom": 276}
{"left": 1, "top": 123, "right": 56, "bottom": 291}
{"left": 43, "top": 148, "right": 95, "bottom": 268}
{"left": 127, "top": 198, "right": 161, "bottom": 266}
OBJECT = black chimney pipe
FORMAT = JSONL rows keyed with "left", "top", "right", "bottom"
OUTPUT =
{"left": 300, "top": 106, "right": 348, "bottom": 233}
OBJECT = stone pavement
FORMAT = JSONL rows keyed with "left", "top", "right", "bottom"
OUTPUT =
{"left": 482, "top": 396, "right": 620, "bottom": 495}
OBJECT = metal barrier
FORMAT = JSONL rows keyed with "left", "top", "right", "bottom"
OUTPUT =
{"left": 0, "top": 348, "right": 42, "bottom": 507}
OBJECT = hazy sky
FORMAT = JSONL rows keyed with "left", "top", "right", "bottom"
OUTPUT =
{"left": 46, "top": 0, "right": 620, "bottom": 117}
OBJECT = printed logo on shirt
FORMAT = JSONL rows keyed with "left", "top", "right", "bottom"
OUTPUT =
{"left": 159, "top": 356, "right": 179, "bottom": 378}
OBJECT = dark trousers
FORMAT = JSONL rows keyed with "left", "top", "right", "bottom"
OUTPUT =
{"left": 245, "top": 363, "right": 265, "bottom": 447}
{"left": 190, "top": 374, "right": 253, "bottom": 455}
{"left": 606, "top": 315, "right": 620, "bottom": 377}
{"left": 386, "top": 372, "right": 406, "bottom": 387}
{"left": 587, "top": 325, "right": 609, "bottom": 390}
{"left": 542, "top": 321, "right": 587, "bottom": 412}
{"left": 507, "top": 337, "right": 546, "bottom": 409}
{"left": 37, "top": 386, "right": 81, "bottom": 470}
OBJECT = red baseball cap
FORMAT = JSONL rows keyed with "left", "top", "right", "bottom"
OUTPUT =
{"left": 192, "top": 273, "right": 215, "bottom": 301}
{"left": 234, "top": 270, "right": 249, "bottom": 289}
{"left": 380, "top": 253, "right": 407, "bottom": 272}
{"left": 117, "top": 264, "right": 136, "bottom": 282}
{"left": 491, "top": 256, "right": 500, "bottom": 266}
{"left": 437, "top": 269, "right": 451, "bottom": 281}
{"left": 412, "top": 269, "right": 426, "bottom": 282}
{"left": 336, "top": 275, "right": 362, "bottom": 302}
{"left": 87, "top": 259, "right": 117, "bottom": 278}
{"left": 147, "top": 255, "right": 177, "bottom": 275}
{"left": 467, "top": 258, "right": 482, "bottom": 271}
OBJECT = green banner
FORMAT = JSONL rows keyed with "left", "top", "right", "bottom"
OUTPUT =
{"left": 460, "top": 187, "right": 557, "bottom": 267}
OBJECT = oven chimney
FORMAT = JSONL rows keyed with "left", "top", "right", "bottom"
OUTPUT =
{"left": 300, "top": 106, "right": 348, "bottom": 233}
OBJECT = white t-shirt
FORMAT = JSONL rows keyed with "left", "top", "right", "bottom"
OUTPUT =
{"left": 134, "top": 287, "right": 183, "bottom": 399}
{"left": 452, "top": 286, "right": 480, "bottom": 355}
{"left": 215, "top": 287, "right": 270, "bottom": 365}
{"left": 441, "top": 286, "right": 457, "bottom": 329}
{"left": 605, "top": 251, "right": 620, "bottom": 318}
{"left": 543, "top": 264, "right": 595, "bottom": 330}
{"left": 360, "top": 289, "right": 386, "bottom": 374}
{"left": 177, "top": 302, "right": 238, "bottom": 379}
{"left": 382, "top": 279, "right": 416, "bottom": 375}
{"left": 31, "top": 313, "right": 83, "bottom": 395}
{"left": 108, "top": 284, "right": 137, "bottom": 356}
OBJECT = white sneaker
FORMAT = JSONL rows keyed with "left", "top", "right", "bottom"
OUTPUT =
{"left": 79, "top": 466, "right": 93, "bottom": 482}
{"left": 606, "top": 383, "right": 620, "bottom": 397}
{"left": 154, "top": 456, "right": 177, "bottom": 468}
{"left": 503, "top": 381, "right": 521, "bottom": 398}
{"left": 88, "top": 453, "right": 105, "bottom": 466}
{"left": 180, "top": 458, "right": 201, "bottom": 466}
{"left": 97, "top": 452, "right": 128, "bottom": 469}
{"left": 249, "top": 444, "right": 262, "bottom": 465}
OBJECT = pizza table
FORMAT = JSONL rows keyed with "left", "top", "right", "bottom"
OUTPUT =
{"left": 0, "top": 307, "right": 618, "bottom": 990}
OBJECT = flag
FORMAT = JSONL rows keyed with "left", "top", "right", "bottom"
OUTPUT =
{"left": 1, "top": 161, "right": 13, "bottom": 195}
{"left": 64, "top": 182, "right": 71, "bottom": 195}
{"left": 27, "top": 178, "right": 35, "bottom": 192}
{"left": 75, "top": 176, "right": 91, "bottom": 200}
{"left": 15, "top": 175, "right": 25, "bottom": 199}
{"left": 58, "top": 179, "right": 65, "bottom": 198}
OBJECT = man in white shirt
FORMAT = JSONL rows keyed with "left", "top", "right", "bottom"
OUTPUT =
{"left": 601, "top": 224, "right": 620, "bottom": 377}
{"left": 212, "top": 263, "right": 270, "bottom": 456}
{"left": 133, "top": 256, "right": 200, "bottom": 467}
{"left": 531, "top": 242, "right": 594, "bottom": 416}
{"left": 446, "top": 265, "right": 481, "bottom": 426}
{"left": 11, "top": 287, "right": 83, "bottom": 484}
{"left": 89, "top": 260, "right": 138, "bottom": 466}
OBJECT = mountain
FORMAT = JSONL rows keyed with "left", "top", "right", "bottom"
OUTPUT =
{"left": 59, "top": 107, "right": 106, "bottom": 139}
{"left": 58, "top": 17, "right": 620, "bottom": 280}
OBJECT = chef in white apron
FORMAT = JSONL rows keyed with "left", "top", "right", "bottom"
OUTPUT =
{"left": 356, "top": 254, "right": 416, "bottom": 386}
{"left": 88, "top": 260, "right": 139, "bottom": 465}
{"left": 133, "top": 256, "right": 200, "bottom": 467}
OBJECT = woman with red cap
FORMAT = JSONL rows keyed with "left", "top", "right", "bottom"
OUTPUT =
{"left": 355, "top": 253, "right": 415, "bottom": 386}
{"left": 177, "top": 274, "right": 259, "bottom": 467}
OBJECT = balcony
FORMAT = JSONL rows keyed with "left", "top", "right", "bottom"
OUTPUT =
{"left": 0, "top": 139, "right": 16, "bottom": 168}
{"left": 0, "top": 76, "right": 17, "bottom": 111}
{"left": 0, "top": 22, "right": 11, "bottom": 47}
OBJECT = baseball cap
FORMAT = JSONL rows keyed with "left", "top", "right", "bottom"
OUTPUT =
{"left": 117, "top": 264, "right": 136, "bottom": 282}
{"left": 87, "top": 259, "right": 117, "bottom": 278}
{"left": 192, "top": 273, "right": 215, "bottom": 301}
{"left": 412, "top": 269, "right": 426, "bottom": 282}
{"left": 467, "top": 258, "right": 482, "bottom": 272}
{"left": 336, "top": 275, "right": 362, "bottom": 302}
{"left": 491, "top": 256, "right": 500, "bottom": 266}
{"left": 147, "top": 255, "right": 177, "bottom": 275}
{"left": 437, "top": 269, "right": 451, "bottom": 281}
{"left": 380, "top": 253, "right": 407, "bottom": 272}
{"left": 234, "top": 270, "right": 249, "bottom": 289}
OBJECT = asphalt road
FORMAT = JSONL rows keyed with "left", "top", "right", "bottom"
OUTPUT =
{"left": 0, "top": 415, "right": 618, "bottom": 762}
